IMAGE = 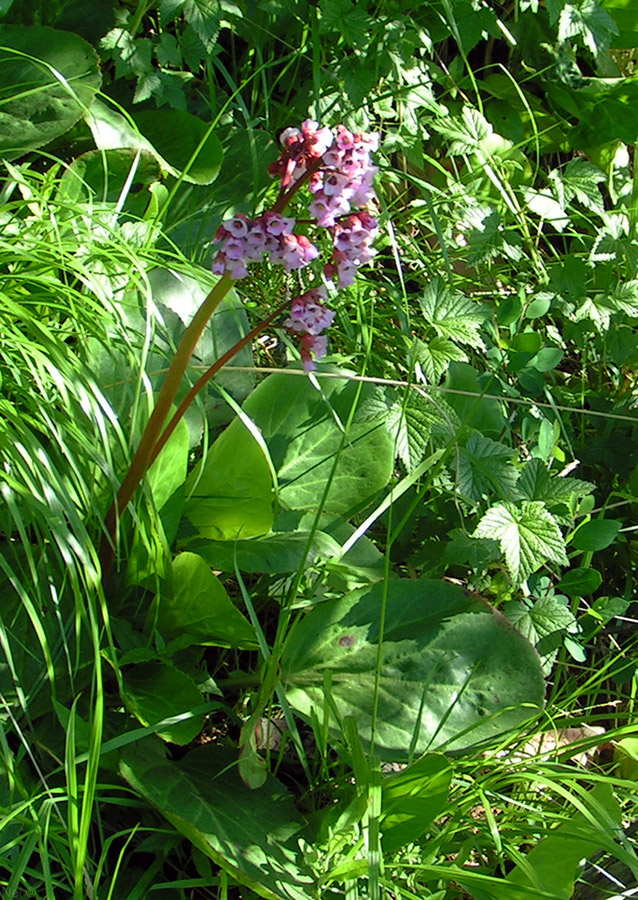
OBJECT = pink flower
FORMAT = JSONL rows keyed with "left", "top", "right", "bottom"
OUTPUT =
{"left": 284, "top": 288, "right": 334, "bottom": 370}
{"left": 300, "top": 333, "right": 328, "bottom": 371}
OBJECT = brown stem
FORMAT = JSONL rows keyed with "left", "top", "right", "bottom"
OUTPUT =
{"left": 148, "top": 301, "right": 289, "bottom": 467}
{"left": 99, "top": 273, "right": 233, "bottom": 579}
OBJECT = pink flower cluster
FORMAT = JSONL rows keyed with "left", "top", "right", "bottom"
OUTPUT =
{"left": 284, "top": 287, "right": 335, "bottom": 371}
{"left": 325, "top": 210, "right": 380, "bottom": 288}
{"left": 212, "top": 119, "right": 380, "bottom": 370}
{"left": 212, "top": 212, "right": 319, "bottom": 280}
{"left": 308, "top": 125, "right": 379, "bottom": 228}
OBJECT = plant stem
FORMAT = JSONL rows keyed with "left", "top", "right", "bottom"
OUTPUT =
{"left": 148, "top": 301, "right": 289, "bottom": 467}
{"left": 99, "top": 272, "right": 233, "bottom": 578}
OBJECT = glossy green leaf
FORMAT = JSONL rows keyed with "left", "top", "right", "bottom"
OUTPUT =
{"left": 572, "top": 518, "right": 622, "bottom": 551}
{"left": 557, "top": 567, "right": 602, "bottom": 596}
{"left": 158, "top": 552, "right": 257, "bottom": 651}
{"left": 191, "top": 368, "right": 394, "bottom": 524}
{"left": 119, "top": 741, "right": 316, "bottom": 900}
{"left": 56, "top": 148, "right": 161, "bottom": 216}
{"left": 187, "top": 531, "right": 341, "bottom": 574}
{"left": 281, "top": 579, "right": 545, "bottom": 759}
{"left": 444, "top": 363, "right": 507, "bottom": 437}
{"left": 0, "top": 25, "right": 101, "bottom": 159}
{"left": 184, "top": 418, "right": 274, "bottom": 540}
{"left": 506, "top": 782, "right": 621, "bottom": 898}
{"left": 603, "top": 0, "right": 638, "bottom": 48}
{"left": 381, "top": 754, "right": 452, "bottom": 853}
{"left": 133, "top": 109, "right": 223, "bottom": 184}
{"left": 121, "top": 662, "right": 204, "bottom": 745}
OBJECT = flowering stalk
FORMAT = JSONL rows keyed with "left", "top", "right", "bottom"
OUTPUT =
{"left": 100, "top": 120, "right": 380, "bottom": 579}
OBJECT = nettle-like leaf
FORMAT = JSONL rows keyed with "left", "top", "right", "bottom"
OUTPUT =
{"left": 517, "top": 458, "right": 595, "bottom": 506}
{"left": 457, "top": 434, "right": 519, "bottom": 501}
{"left": 419, "top": 277, "right": 487, "bottom": 349}
{"left": 506, "top": 595, "right": 579, "bottom": 674}
{"left": 522, "top": 187, "right": 570, "bottom": 232}
{"left": 474, "top": 501, "right": 568, "bottom": 585}
{"left": 549, "top": 158, "right": 605, "bottom": 215}
{"left": 413, "top": 336, "right": 467, "bottom": 383}
{"left": 610, "top": 280, "right": 638, "bottom": 317}
{"left": 386, "top": 389, "right": 456, "bottom": 470}
{"left": 432, "top": 106, "right": 493, "bottom": 155}
{"left": 558, "top": 0, "right": 619, "bottom": 55}
{"left": 319, "top": 0, "right": 372, "bottom": 48}
{"left": 589, "top": 211, "right": 630, "bottom": 264}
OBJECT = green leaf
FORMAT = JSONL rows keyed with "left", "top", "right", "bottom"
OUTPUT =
{"left": 186, "top": 531, "right": 341, "bottom": 575}
{"left": 386, "top": 388, "right": 456, "bottom": 470}
{"left": 506, "top": 783, "right": 621, "bottom": 897}
{"left": 121, "top": 662, "right": 204, "bottom": 745}
{"left": 603, "top": 0, "right": 638, "bottom": 48}
{"left": 522, "top": 187, "right": 570, "bottom": 231}
{"left": 442, "top": 529, "right": 502, "bottom": 571}
{"left": 517, "top": 458, "right": 595, "bottom": 505}
{"left": 412, "top": 336, "right": 467, "bottom": 384}
{"left": 444, "top": 362, "right": 507, "bottom": 437}
{"left": 572, "top": 518, "right": 622, "bottom": 551}
{"left": 381, "top": 754, "right": 453, "bottom": 853}
{"left": 238, "top": 368, "right": 394, "bottom": 517}
{"left": 120, "top": 742, "right": 316, "bottom": 900}
{"left": 558, "top": 0, "right": 619, "bottom": 54}
{"left": 184, "top": 418, "right": 274, "bottom": 540}
{"left": 550, "top": 158, "right": 605, "bottom": 215}
{"left": 457, "top": 434, "right": 519, "bottom": 501}
{"left": 557, "top": 566, "right": 602, "bottom": 595}
{"left": 281, "top": 579, "right": 545, "bottom": 759}
{"left": 319, "top": 0, "right": 371, "bottom": 48}
{"left": 157, "top": 552, "right": 257, "bottom": 651}
{"left": 0, "top": 24, "right": 101, "bottom": 160}
{"left": 432, "top": 106, "right": 493, "bottom": 155}
{"left": 56, "top": 148, "right": 161, "bottom": 216}
{"left": 133, "top": 109, "right": 223, "bottom": 184}
{"left": 474, "top": 502, "right": 568, "bottom": 585}
{"left": 506, "top": 595, "right": 578, "bottom": 674}
{"left": 419, "top": 278, "right": 487, "bottom": 349}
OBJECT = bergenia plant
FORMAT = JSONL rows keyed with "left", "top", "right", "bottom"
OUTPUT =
{"left": 212, "top": 119, "right": 379, "bottom": 368}
{"left": 100, "top": 120, "right": 380, "bottom": 574}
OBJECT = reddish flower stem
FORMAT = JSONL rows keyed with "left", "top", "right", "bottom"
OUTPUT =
{"left": 147, "top": 301, "right": 289, "bottom": 468}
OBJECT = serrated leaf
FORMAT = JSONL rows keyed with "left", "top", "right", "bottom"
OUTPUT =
{"left": 181, "top": 0, "right": 241, "bottom": 49}
{"left": 523, "top": 188, "right": 570, "bottom": 231}
{"left": 419, "top": 277, "right": 487, "bottom": 350}
{"left": 551, "top": 158, "right": 605, "bottom": 215}
{"left": 457, "top": 434, "right": 519, "bottom": 501}
{"left": 558, "top": 0, "right": 619, "bottom": 54}
{"left": 610, "top": 279, "right": 638, "bottom": 316}
{"left": 475, "top": 502, "right": 568, "bottom": 585}
{"left": 432, "top": 107, "right": 493, "bottom": 155}
{"left": 319, "top": 0, "right": 371, "bottom": 47}
{"left": 506, "top": 595, "right": 578, "bottom": 674}
{"left": 386, "top": 385, "right": 458, "bottom": 470}
{"left": 413, "top": 336, "right": 467, "bottom": 383}
{"left": 442, "top": 528, "right": 502, "bottom": 570}
{"left": 517, "top": 458, "right": 595, "bottom": 504}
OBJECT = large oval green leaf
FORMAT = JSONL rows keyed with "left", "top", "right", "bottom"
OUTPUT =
{"left": 133, "top": 109, "right": 223, "bottom": 184}
{"left": 121, "top": 661, "right": 204, "bottom": 745}
{"left": 0, "top": 25, "right": 101, "bottom": 159}
{"left": 157, "top": 552, "right": 258, "bottom": 651}
{"left": 281, "top": 579, "right": 545, "bottom": 759}
{"left": 242, "top": 368, "right": 394, "bottom": 516}
{"left": 120, "top": 741, "right": 316, "bottom": 900}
